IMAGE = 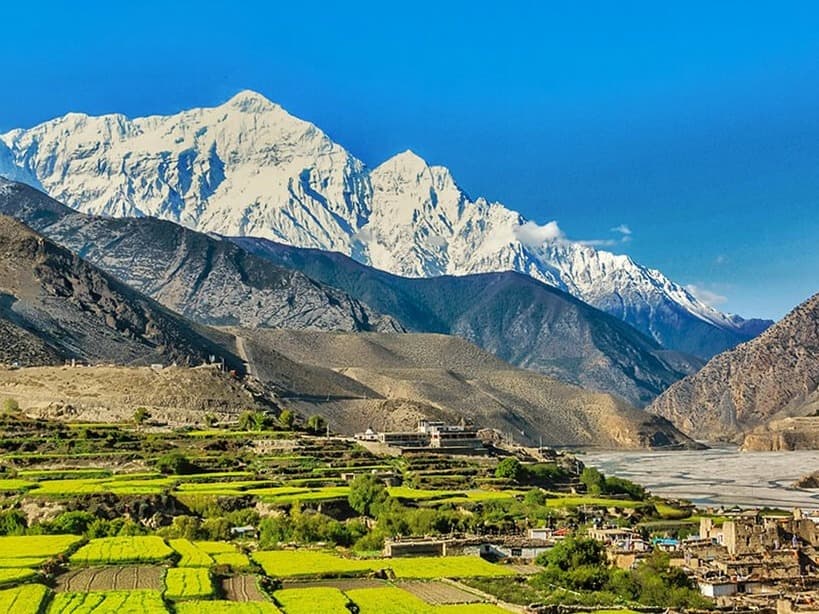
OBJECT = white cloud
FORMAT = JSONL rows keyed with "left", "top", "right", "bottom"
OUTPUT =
{"left": 611, "top": 224, "right": 632, "bottom": 236}
{"left": 578, "top": 238, "right": 619, "bottom": 247}
{"left": 513, "top": 220, "right": 564, "bottom": 247}
{"left": 685, "top": 284, "right": 728, "bottom": 307}
{"left": 714, "top": 254, "right": 728, "bottom": 265}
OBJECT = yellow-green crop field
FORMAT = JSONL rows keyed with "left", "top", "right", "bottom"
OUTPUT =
{"left": 274, "top": 587, "right": 350, "bottom": 614}
{"left": 253, "top": 550, "right": 376, "bottom": 577}
{"left": 164, "top": 567, "right": 215, "bottom": 600}
{"left": 435, "top": 605, "right": 510, "bottom": 613}
{"left": 170, "top": 539, "right": 214, "bottom": 567}
{"left": 175, "top": 600, "right": 282, "bottom": 613}
{"left": 48, "top": 589, "right": 168, "bottom": 613}
{"left": 253, "top": 551, "right": 512, "bottom": 579}
{"left": 213, "top": 551, "right": 251, "bottom": 569}
{"left": 388, "top": 556, "right": 515, "bottom": 579}
{"left": 0, "top": 583, "right": 49, "bottom": 614}
{"left": 0, "top": 567, "right": 37, "bottom": 586}
{"left": 347, "top": 586, "right": 433, "bottom": 614}
{"left": 70, "top": 536, "right": 174, "bottom": 565}
{"left": 0, "top": 534, "right": 83, "bottom": 562}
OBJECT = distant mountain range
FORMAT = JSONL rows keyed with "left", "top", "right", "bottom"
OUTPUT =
{"left": 0, "top": 189, "right": 696, "bottom": 448}
{"left": 235, "top": 236, "right": 702, "bottom": 406}
{"left": 0, "top": 179, "right": 698, "bottom": 405}
{"left": 648, "top": 292, "right": 819, "bottom": 448}
{"left": 0, "top": 90, "right": 770, "bottom": 358}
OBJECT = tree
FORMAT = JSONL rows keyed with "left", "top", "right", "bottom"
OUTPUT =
{"left": 495, "top": 458, "right": 523, "bottom": 482}
{"left": 580, "top": 467, "right": 606, "bottom": 495}
{"left": 524, "top": 488, "right": 547, "bottom": 507}
{"left": 278, "top": 408, "right": 296, "bottom": 430}
{"left": 49, "top": 511, "right": 96, "bottom": 535}
{"left": 306, "top": 415, "right": 326, "bottom": 434}
{"left": 1, "top": 398, "right": 19, "bottom": 415}
{"left": 155, "top": 452, "right": 198, "bottom": 475}
{"left": 133, "top": 407, "right": 150, "bottom": 427}
{"left": 348, "top": 474, "right": 388, "bottom": 517}
{"left": 238, "top": 410, "right": 270, "bottom": 431}
{"left": 203, "top": 413, "right": 217, "bottom": 428}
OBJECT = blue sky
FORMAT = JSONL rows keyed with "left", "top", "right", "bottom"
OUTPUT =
{"left": 2, "top": 1, "right": 818, "bottom": 319}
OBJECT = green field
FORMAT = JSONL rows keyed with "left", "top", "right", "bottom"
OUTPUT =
{"left": 436, "top": 606, "right": 510, "bottom": 613}
{"left": 0, "top": 584, "right": 49, "bottom": 614}
{"left": 164, "top": 567, "right": 215, "bottom": 600}
{"left": 253, "top": 551, "right": 511, "bottom": 579}
{"left": 0, "top": 534, "right": 83, "bottom": 560}
{"left": 253, "top": 550, "right": 376, "bottom": 577}
{"left": 0, "top": 568, "right": 38, "bottom": 586}
{"left": 48, "top": 589, "right": 167, "bottom": 613}
{"left": 170, "top": 539, "right": 214, "bottom": 567}
{"left": 388, "top": 556, "right": 514, "bottom": 579}
{"left": 347, "top": 586, "right": 433, "bottom": 614}
{"left": 275, "top": 587, "right": 350, "bottom": 614}
{"left": 175, "top": 601, "right": 281, "bottom": 613}
{"left": 70, "top": 537, "right": 173, "bottom": 565}
{"left": 213, "top": 551, "right": 251, "bottom": 569}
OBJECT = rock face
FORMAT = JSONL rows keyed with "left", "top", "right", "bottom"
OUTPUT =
{"left": 0, "top": 179, "right": 401, "bottom": 333}
{"left": 742, "top": 417, "right": 819, "bottom": 451}
{"left": 0, "top": 212, "right": 242, "bottom": 370}
{"left": 234, "top": 237, "right": 701, "bottom": 406}
{"left": 236, "top": 329, "right": 701, "bottom": 450}
{"left": 0, "top": 91, "right": 769, "bottom": 358}
{"left": 648, "top": 292, "right": 819, "bottom": 444}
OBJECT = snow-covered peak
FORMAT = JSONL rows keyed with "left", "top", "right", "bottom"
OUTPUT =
{"left": 224, "top": 89, "right": 279, "bottom": 113}
{"left": 0, "top": 92, "right": 766, "bottom": 356}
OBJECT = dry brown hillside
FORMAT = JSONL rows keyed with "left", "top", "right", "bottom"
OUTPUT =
{"left": 234, "top": 329, "right": 698, "bottom": 450}
{"left": 0, "top": 364, "right": 270, "bottom": 426}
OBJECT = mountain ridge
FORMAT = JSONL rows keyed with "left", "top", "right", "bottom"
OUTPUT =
{"left": 234, "top": 235, "right": 703, "bottom": 406}
{"left": 0, "top": 179, "right": 402, "bottom": 334}
{"left": 0, "top": 91, "right": 770, "bottom": 358}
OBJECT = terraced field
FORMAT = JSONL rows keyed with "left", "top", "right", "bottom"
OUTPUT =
{"left": 0, "top": 583, "right": 49, "bottom": 613}
{"left": 0, "top": 567, "right": 37, "bottom": 586}
{"left": 0, "top": 534, "right": 83, "bottom": 565}
{"left": 389, "top": 557, "right": 514, "bottom": 579}
{"left": 253, "top": 550, "right": 377, "bottom": 577}
{"left": 70, "top": 537, "right": 174, "bottom": 565}
{"left": 398, "top": 581, "right": 483, "bottom": 605}
{"left": 222, "top": 575, "right": 268, "bottom": 602}
{"left": 164, "top": 567, "right": 215, "bottom": 600}
{"left": 55, "top": 566, "right": 164, "bottom": 592}
{"left": 48, "top": 589, "right": 168, "bottom": 613}
{"left": 170, "top": 539, "right": 214, "bottom": 567}
{"left": 274, "top": 586, "right": 351, "bottom": 613}
{"left": 175, "top": 601, "right": 282, "bottom": 613}
{"left": 347, "top": 586, "right": 435, "bottom": 614}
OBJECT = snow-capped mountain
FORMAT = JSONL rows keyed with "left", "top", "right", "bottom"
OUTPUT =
{"left": 0, "top": 90, "right": 769, "bottom": 357}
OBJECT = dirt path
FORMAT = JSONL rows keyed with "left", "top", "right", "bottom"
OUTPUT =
{"left": 234, "top": 335, "right": 257, "bottom": 379}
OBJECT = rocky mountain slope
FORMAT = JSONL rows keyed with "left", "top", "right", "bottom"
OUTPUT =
{"left": 0, "top": 179, "right": 400, "bottom": 333}
{"left": 648, "top": 292, "right": 819, "bottom": 445}
{"left": 0, "top": 91, "right": 769, "bottom": 358}
{"left": 0, "top": 178, "right": 696, "bottom": 405}
{"left": 235, "top": 329, "right": 700, "bottom": 450}
{"left": 235, "top": 237, "right": 702, "bottom": 406}
{"left": 0, "top": 212, "right": 241, "bottom": 369}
